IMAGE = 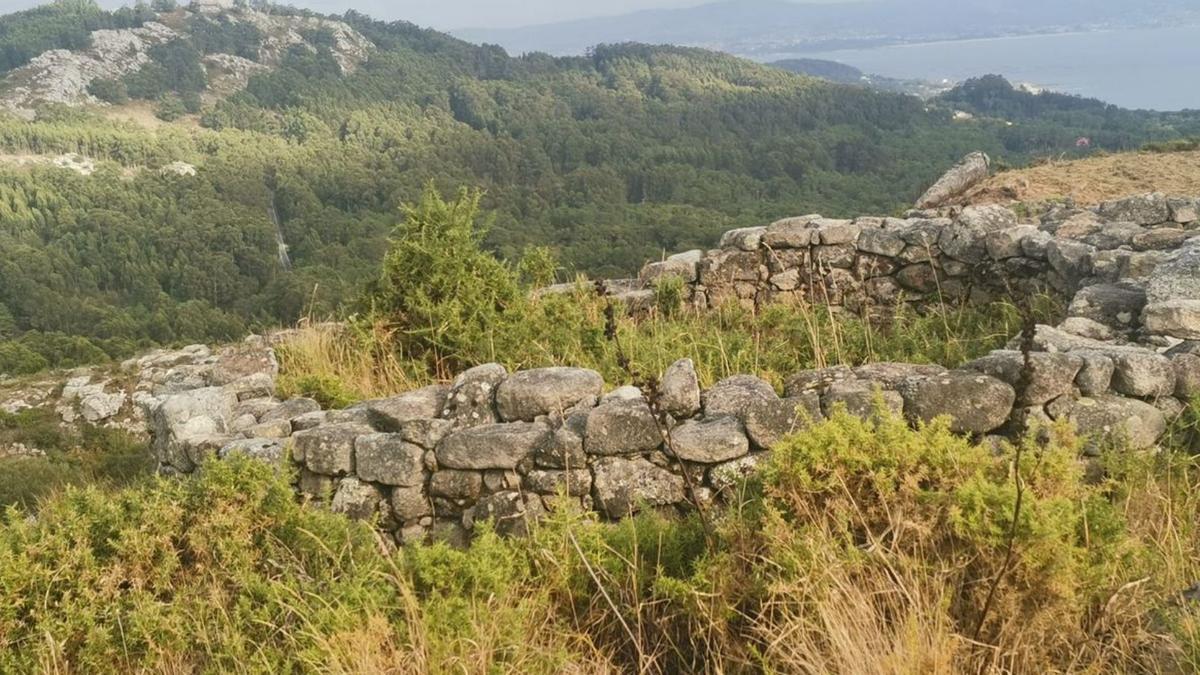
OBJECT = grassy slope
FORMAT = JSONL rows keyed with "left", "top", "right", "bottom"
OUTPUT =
{"left": 965, "top": 148, "right": 1200, "bottom": 206}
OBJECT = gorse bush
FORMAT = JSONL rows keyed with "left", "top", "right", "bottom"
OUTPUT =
{"left": 285, "top": 186, "right": 1059, "bottom": 398}
{"left": 2, "top": 412, "right": 1195, "bottom": 673}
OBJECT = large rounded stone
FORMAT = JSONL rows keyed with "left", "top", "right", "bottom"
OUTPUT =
{"left": 670, "top": 416, "right": 750, "bottom": 464}
{"left": 436, "top": 421, "right": 551, "bottom": 470}
{"left": 352, "top": 385, "right": 449, "bottom": 431}
{"left": 331, "top": 477, "right": 388, "bottom": 522}
{"left": 743, "top": 393, "right": 822, "bottom": 449}
{"left": 355, "top": 433, "right": 426, "bottom": 487}
{"left": 584, "top": 399, "right": 662, "bottom": 456}
{"left": 1047, "top": 395, "right": 1167, "bottom": 453}
{"left": 966, "top": 350, "right": 1082, "bottom": 406}
{"left": 660, "top": 358, "right": 701, "bottom": 418}
{"left": 292, "top": 422, "right": 372, "bottom": 476}
{"left": 1067, "top": 283, "right": 1147, "bottom": 330}
{"left": 701, "top": 375, "right": 777, "bottom": 420}
{"left": 1109, "top": 350, "right": 1177, "bottom": 399}
{"left": 591, "top": 456, "right": 686, "bottom": 518}
{"left": 899, "top": 371, "right": 1016, "bottom": 435}
{"left": 1146, "top": 245, "right": 1200, "bottom": 304}
{"left": 495, "top": 368, "right": 604, "bottom": 421}
{"left": 1143, "top": 301, "right": 1200, "bottom": 340}
{"left": 442, "top": 363, "right": 506, "bottom": 428}
{"left": 821, "top": 380, "right": 904, "bottom": 420}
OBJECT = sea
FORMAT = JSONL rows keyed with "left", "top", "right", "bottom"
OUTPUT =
{"left": 773, "top": 24, "right": 1200, "bottom": 111}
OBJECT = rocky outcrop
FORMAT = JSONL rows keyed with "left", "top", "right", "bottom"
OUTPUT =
{"left": 916, "top": 152, "right": 992, "bottom": 209}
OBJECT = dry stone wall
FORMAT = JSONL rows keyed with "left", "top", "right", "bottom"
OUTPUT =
{"left": 7, "top": 191, "right": 1200, "bottom": 547}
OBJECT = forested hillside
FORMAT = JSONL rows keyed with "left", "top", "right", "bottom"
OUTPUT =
{"left": 1, "top": 1, "right": 1199, "bottom": 374}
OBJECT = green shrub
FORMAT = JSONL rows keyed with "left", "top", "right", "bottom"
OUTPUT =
{"left": 86, "top": 77, "right": 128, "bottom": 104}
{"left": 0, "top": 341, "right": 48, "bottom": 376}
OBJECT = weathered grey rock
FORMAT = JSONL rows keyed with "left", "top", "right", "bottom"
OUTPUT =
{"left": 390, "top": 485, "right": 432, "bottom": 522}
{"left": 495, "top": 367, "right": 604, "bottom": 421}
{"left": 397, "top": 418, "right": 454, "bottom": 450}
{"left": 1068, "top": 283, "right": 1146, "bottom": 330}
{"left": 331, "top": 477, "right": 387, "bottom": 522}
{"left": 298, "top": 469, "right": 334, "bottom": 502}
{"left": 1058, "top": 317, "right": 1116, "bottom": 342}
{"left": 591, "top": 456, "right": 686, "bottom": 518}
{"left": 1047, "top": 395, "right": 1167, "bottom": 452}
{"left": 429, "top": 470, "right": 483, "bottom": 501}
{"left": 325, "top": 407, "right": 375, "bottom": 426}
{"left": 1109, "top": 351, "right": 1176, "bottom": 399}
{"left": 1173, "top": 353, "right": 1200, "bottom": 399}
{"left": 1133, "top": 229, "right": 1192, "bottom": 252}
{"left": 353, "top": 385, "right": 449, "bottom": 431}
{"left": 941, "top": 205, "right": 1017, "bottom": 263}
{"left": 784, "top": 366, "right": 856, "bottom": 396}
{"left": 150, "top": 386, "right": 238, "bottom": 472}
{"left": 743, "top": 393, "right": 822, "bottom": 449}
{"left": 899, "top": 371, "right": 1016, "bottom": 435}
{"left": 1146, "top": 244, "right": 1200, "bottom": 304}
{"left": 442, "top": 363, "right": 506, "bottom": 428}
{"left": 815, "top": 219, "right": 860, "bottom": 245}
{"left": 291, "top": 410, "right": 327, "bottom": 432}
{"left": 1074, "top": 352, "right": 1116, "bottom": 397}
{"left": 966, "top": 350, "right": 1082, "bottom": 406}
{"left": 465, "top": 491, "right": 545, "bottom": 537}
{"left": 584, "top": 399, "right": 662, "bottom": 455}
{"left": 895, "top": 264, "right": 939, "bottom": 293}
{"left": 702, "top": 375, "right": 777, "bottom": 420}
{"left": 813, "top": 244, "right": 856, "bottom": 268}
{"left": 858, "top": 227, "right": 906, "bottom": 257}
{"left": 535, "top": 423, "right": 588, "bottom": 469}
{"left": 762, "top": 215, "right": 819, "bottom": 248}
{"left": 245, "top": 418, "right": 293, "bottom": 440}
{"left": 1021, "top": 230, "right": 1054, "bottom": 259}
{"left": 259, "top": 397, "right": 321, "bottom": 424}
{"left": 640, "top": 250, "right": 702, "bottom": 283}
{"left": 219, "top": 438, "right": 286, "bottom": 466}
{"left": 293, "top": 423, "right": 372, "bottom": 476}
{"left": 1047, "top": 240, "right": 1096, "bottom": 284}
{"left": 660, "top": 358, "right": 702, "bottom": 418}
{"left": 601, "top": 386, "right": 644, "bottom": 404}
{"left": 1143, "top": 301, "right": 1200, "bottom": 340}
{"left": 720, "top": 227, "right": 766, "bottom": 251}
{"left": 355, "top": 434, "right": 426, "bottom": 487}
{"left": 852, "top": 362, "right": 948, "bottom": 389}
{"left": 1097, "top": 193, "right": 1170, "bottom": 226}
{"left": 708, "top": 453, "right": 769, "bottom": 495}
{"left": 1083, "top": 222, "right": 1143, "bottom": 250}
{"left": 233, "top": 397, "right": 282, "bottom": 421}
{"left": 670, "top": 416, "right": 749, "bottom": 463}
{"left": 436, "top": 421, "right": 550, "bottom": 470}
{"left": 821, "top": 380, "right": 904, "bottom": 420}
{"left": 915, "top": 152, "right": 990, "bottom": 209}
{"left": 524, "top": 469, "right": 592, "bottom": 496}
{"left": 986, "top": 225, "right": 1039, "bottom": 260}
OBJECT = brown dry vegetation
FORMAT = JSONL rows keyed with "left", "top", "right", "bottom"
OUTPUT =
{"left": 963, "top": 149, "right": 1200, "bottom": 206}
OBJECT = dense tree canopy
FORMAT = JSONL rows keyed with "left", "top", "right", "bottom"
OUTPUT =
{"left": 0, "top": 4, "right": 1198, "bottom": 372}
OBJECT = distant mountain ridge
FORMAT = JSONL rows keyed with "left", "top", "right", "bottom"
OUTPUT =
{"left": 455, "top": 0, "right": 1200, "bottom": 56}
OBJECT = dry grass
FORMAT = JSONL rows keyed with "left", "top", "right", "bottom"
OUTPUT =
{"left": 963, "top": 149, "right": 1200, "bottom": 206}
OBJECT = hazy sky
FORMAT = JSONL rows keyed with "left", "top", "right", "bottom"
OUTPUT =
{"left": 0, "top": 0, "right": 730, "bottom": 30}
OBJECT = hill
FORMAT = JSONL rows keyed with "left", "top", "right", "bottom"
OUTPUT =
{"left": 1, "top": 1, "right": 1200, "bottom": 377}
{"left": 455, "top": 0, "right": 1200, "bottom": 57}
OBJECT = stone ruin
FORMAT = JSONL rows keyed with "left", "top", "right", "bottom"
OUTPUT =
{"left": 5, "top": 190, "right": 1200, "bottom": 546}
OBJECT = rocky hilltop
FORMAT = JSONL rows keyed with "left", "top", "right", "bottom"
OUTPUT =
{"left": 0, "top": 3, "right": 370, "bottom": 119}
{"left": 5, "top": 189, "right": 1200, "bottom": 546}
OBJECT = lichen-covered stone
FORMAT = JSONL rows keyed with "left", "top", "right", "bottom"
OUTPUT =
{"left": 436, "top": 421, "right": 550, "bottom": 470}
{"left": 1047, "top": 395, "right": 1167, "bottom": 453}
{"left": 331, "top": 477, "right": 387, "bottom": 522}
{"left": 591, "top": 456, "right": 686, "bottom": 518}
{"left": 293, "top": 423, "right": 372, "bottom": 476}
{"left": 355, "top": 433, "right": 425, "bottom": 487}
{"left": 660, "top": 358, "right": 701, "bottom": 418}
{"left": 670, "top": 416, "right": 749, "bottom": 463}
{"left": 584, "top": 399, "right": 662, "bottom": 455}
{"left": 743, "top": 393, "right": 821, "bottom": 449}
{"left": 442, "top": 363, "right": 506, "bottom": 428}
{"left": 966, "top": 350, "right": 1082, "bottom": 406}
{"left": 1143, "top": 300, "right": 1200, "bottom": 340}
{"left": 524, "top": 469, "right": 592, "bottom": 496}
{"left": 701, "top": 375, "right": 777, "bottom": 420}
{"left": 899, "top": 371, "right": 1016, "bottom": 435}
{"left": 495, "top": 367, "right": 604, "bottom": 421}
{"left": 352, "top": 385, "right": 448, "bottom": 431}
{"left": 1108, "top": 350, "right": 1177, "bottom": 399}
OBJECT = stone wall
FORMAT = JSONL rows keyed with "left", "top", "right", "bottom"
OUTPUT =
{"left": 8, "top": 191, "right": 1200, "bottom": 547}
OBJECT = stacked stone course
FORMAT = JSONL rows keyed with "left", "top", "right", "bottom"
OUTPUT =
{"left": 8, "top": 192, "right": 1200, "bottom": 546}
